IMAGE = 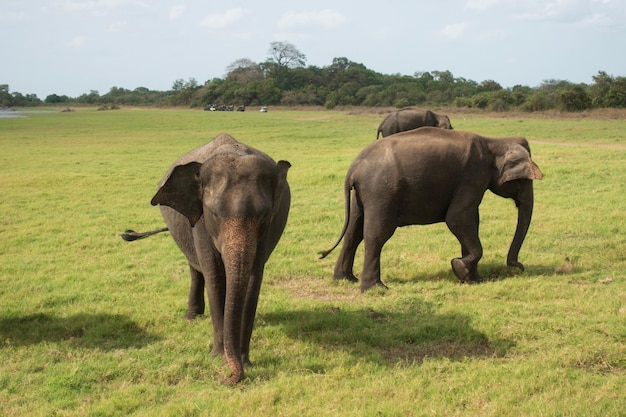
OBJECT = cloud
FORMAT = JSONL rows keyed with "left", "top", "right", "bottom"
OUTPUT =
{"left": 200, "top": 7, "right": 246, "bottom": 29}
{"left": 441, "top": 22, "right": 469, "bottom": 39}
{"left": 465, "top": 0, "right": 502, "bottom": 10}
{"left": 68, "top": 35, "right": 88, "bottom": 47}
{"left": 55, "top": 0, "right": 151, "bottom": 20}
{"left": 169, "top": 5, "right": 186, "bottom": 20}
{"left": 59, "top": 0, "right": 127, "bottom": 14}
{"left": 108, "top": 21, "right": 127, "bottom": 32}
{"left": 277, "top": 9, "right": 346, "bottom": 29}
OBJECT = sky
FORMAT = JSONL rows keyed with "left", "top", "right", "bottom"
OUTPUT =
{"left": 2, "top": 0, "right": 625, "bottom": 99}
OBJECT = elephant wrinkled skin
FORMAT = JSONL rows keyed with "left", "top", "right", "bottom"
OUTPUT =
{"left": 377, "top": 107, "right": 453, "bottom": 139}
{"left": 320, "top": 127, "right": 542, "bottom": 291}
{"left": 125, "top": 134, "right": 291, "bottom": 385}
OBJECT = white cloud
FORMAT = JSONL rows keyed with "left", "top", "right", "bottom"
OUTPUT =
{"left": 68, "top": 35, "right": 88, "bottom": 47}
{"left": 169, "top": 5, "right": 186, "bottom": 20}
{"left": 59, "top": 0, "right": 124, "bottom": 13}
{"left": 441, "top": 22, "right": 469, "bottom": 39}
{"left": 277, "top": 9, "right": 346, "bottom": 29}
{"left": 200, "top": 7, "right": 246, "bottom": 29}
{"left": 108, "top": 21, "right": 127, "bottom": 32}
{"left": 465, "top": 0, "right": 502, "bottom": 10}
{"left": 57, "top": 0, "right": 149, "bottom": 17}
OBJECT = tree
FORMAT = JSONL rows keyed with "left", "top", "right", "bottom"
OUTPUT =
{"left": 170, "top": 78, "right": 200, "bottom": 106}
{"left": 477, "top": 79, "right": 503, "bottom": 93}
{"left": 265, "top": 41, "right": 307, "bottom": 90}
{"left": 12, "top": 92, "right": 41, "bottom": 106}
{"left": 589, "top": 70, "right": 613, "bottom": 107}
{"left": 605, "top": 76, "right": 626, "bottom": 108}
{"left": 45, "top": 93, "right": 69, "bottom": 104}
{"left": 225, "top": 59, "right": 263, "bottom": 84}
{"left": 267, "top": 41, "right": 306, "bottom": 69}
{"left": 559, "top": 85, "right": 591, "bottom": 111}
{"left": 77, "top": 90, "right": 101, "bottom": 104}
{"left": 0, "top": 84, "right": 13, "bottom": 107}
{"left": 521, "top": 91, "right": 554, "bottom": 112}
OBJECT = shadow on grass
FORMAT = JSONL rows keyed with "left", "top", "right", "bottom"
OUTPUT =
{"left": 417, "top": 261, "right": 541, "bottom": 284}
{"left": 0, "top": 312, "right": 161, "bottom": 350}
{"left": 262, "top": 301, "right": 514, "bottom": 369}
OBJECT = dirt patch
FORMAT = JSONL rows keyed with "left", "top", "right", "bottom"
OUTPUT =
{"left": 269, "top": 275, "right": 362, "bottom": 303}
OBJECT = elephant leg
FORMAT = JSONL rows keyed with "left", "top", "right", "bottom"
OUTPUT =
{"left": 193, "top": 227, "right": 227, "bottom": 356}
{"left": 460, "top": 211, "right": 480, "bottom": 259}
{"left": 360, "top": 213, "right": 395, "bottom": 292}
{"left": 186, "top": 266, "right": 206, "bottom": 320}
{"left": 240, "top": 264, "right": 264, "bottom": 367}
{"left": 205, "top": 262, "right": 227, "bottom": 357}
{"left": 333, "top": 200, "right": 363, "bottom": 283}
{"left": 446, "top": 205, "right": 483, "bottom": 283}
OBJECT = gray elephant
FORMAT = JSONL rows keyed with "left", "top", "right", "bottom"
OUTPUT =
{"left": 320, "top": 127, "right": 542, "bottom": 291}
{"left": 376, "top": 107, "right": 453, "bottom": 139}
{"left": 122, "top": 133, "right": 291, "bottom": 385}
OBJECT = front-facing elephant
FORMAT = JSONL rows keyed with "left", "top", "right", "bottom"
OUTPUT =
{"left": 376, "top": 107, "right": 453, "bottom": 139}
{"left": 320, "top": 127, "right": 542, "bottom": 291}
{"left": 124, "top": 134, "right": 291, "bottom": 385}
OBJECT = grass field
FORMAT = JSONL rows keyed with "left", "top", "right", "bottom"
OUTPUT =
{"left": 1, "top": 107, "right": 625, "bottom": 416}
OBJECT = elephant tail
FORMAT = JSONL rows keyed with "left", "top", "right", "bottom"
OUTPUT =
{"left": 318, "top": 179, "right": 353, "bottom": 259}
{"left": 120, "top": 227, "right": 169, "bottom": 241}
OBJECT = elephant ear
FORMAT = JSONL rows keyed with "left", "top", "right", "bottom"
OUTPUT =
{"left": 424, "top": 110, "right": 437, "bottom": 126}
{"left": 271, "top": 160, "right": 291, "bottom": 215}
{"left": 151, "top": 162, "right": 203, "bottom": 226}
{"left": 498, "top": 145, "right": 543, "bottom": 185}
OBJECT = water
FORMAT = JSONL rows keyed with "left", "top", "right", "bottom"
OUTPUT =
{"left": 0, "top": 109, "right": 57, "bottom": 119}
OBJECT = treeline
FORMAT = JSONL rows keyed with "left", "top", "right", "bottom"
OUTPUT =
{"left": 2, "top": 42, "right": 626, "bottom": 112}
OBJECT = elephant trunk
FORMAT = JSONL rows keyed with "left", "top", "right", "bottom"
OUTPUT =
{"left": 507, "top": 181, "right": 534, "bottom": 270}
{"left": 220, "top": 217, "right": 258, "bottom": 385}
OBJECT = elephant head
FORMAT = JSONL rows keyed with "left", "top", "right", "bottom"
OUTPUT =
{"left": 436, "top": 114, "right": 453, "bottom": 129}
{"left": 150, "top": 142, "right": 291, "bottom": 385}
{"left": 489, "top": 138, "right": 543, "bottom": 271}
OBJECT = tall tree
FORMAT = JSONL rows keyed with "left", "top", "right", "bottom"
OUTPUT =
{"left": 267, "top": 41, "right": 306, "bottom": 69}
{"left": 266, "top": 41, "right": 306, "bottom": 90}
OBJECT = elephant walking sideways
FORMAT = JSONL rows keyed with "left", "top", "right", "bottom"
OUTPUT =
{"left": 122, "top": 133, "right": 291, "bottom": 385}
{"left": 320, "top": 128, "right": 542, "bottom": 292}
{"left": 376, "top": 107, "right": 453, "bottom": 139}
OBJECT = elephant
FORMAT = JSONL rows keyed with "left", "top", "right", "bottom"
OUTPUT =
{"left": 376, "top": 107, "right": 453, "bottom": 139}
{"left": 122, "top": 133, "right": 291, "bottom": 385}
{"left": 319, "top": 127, "right": 543, "bottom": 292}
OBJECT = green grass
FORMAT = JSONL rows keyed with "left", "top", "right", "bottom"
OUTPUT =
{"left": 1, "top": 108, "right": 625, "bottom": 416}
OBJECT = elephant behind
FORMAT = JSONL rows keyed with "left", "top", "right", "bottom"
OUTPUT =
{"left": 376, "top": 107, "right": 453, "bottom": 139}
{"left": 123, "top": 133, "right": 291, "bottom": 385}
{"left": 320, "top": 127, "right": 542, "bottom": 292}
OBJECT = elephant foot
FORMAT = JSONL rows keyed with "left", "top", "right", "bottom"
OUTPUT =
{"left": 451, "top": 258, "right": 469, "bottom": 282}
{"left": 185, "top": 311, "right": 204, "bottom": 321}
{"left": 507, "top": 259, "right": 525, "bottom": 271}
{"left": 211, "top": 343, "right": 225, "bottom": 357}
{"left": 360, "top": 279, "right": 389, "bottom": 293}
{"left": 241, "top": 353, "right": 253, "bottom": 368}
{"left": 451, "top": 259, "right": 482, "bottom": 283}
{"left": 334, "top": 273, "right": 359, "bottom": 283}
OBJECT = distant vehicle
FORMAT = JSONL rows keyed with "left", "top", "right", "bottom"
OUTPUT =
{"left": 260, "top": 106, "right": 268, "bottom": 112}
